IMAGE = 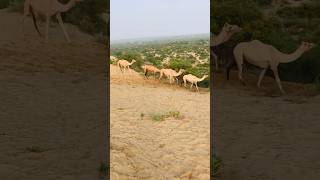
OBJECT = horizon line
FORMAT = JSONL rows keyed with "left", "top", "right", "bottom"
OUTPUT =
{"left": 110, "top": 32, "right": 210, "bottom": 43}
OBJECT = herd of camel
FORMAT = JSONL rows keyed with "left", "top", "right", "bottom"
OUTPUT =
{"left": 116, "top": 59, "right": 208, "bottom": 92}
{"left": 212, "top": 23, "right": 316, "bottom": 94}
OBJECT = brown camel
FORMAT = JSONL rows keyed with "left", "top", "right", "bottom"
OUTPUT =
{"left": 142, "top": 65, "right": 161, "bottom": 78}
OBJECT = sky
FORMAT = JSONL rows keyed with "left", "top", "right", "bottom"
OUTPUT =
{"left": 110, "top": 0, "right": 210, "bottom": 41}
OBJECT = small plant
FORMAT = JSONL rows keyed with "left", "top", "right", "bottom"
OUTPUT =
{"left": 140, "top": 113, "right": 145, "bottom": 120}
{"left": 314, "top": 74, "right": 320, "bottom": 92}
{"left": 151, "top": 111, "right": 183, "bottom": 121}
{"left": 151, "top": 114, "right": 165, "bottom": 121}
{"left": 99, "top": 161, "right": 109, "bottom": 178}
{"left": 26, "top": 145, "right": 45, "bottom": 153}
{"left": 212, "top": 154, "right": 222, "bottom": 177}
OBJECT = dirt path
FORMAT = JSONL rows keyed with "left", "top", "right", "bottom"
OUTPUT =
{"left": 110, "top": 65, "right": 210, "bottom": 179}
{"left": 0, "top": 9, "right": 108, "bottom": 180}
{"left": 213, "top": 71, "right": 320, "bottom": 180}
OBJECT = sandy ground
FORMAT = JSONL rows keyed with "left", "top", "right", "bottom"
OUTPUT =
{"left": 110, "top": 65, "right": 210, "bottom": 179}
{"left": 0, "top": 9, "right": 108, "bottom": 179}
{"left": 213, "top": 70, "right": 320, "bottom": 180}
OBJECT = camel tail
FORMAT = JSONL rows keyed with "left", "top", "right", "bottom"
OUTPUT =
{"left": 30, "top": 7, "right": 41, "bottom": 37}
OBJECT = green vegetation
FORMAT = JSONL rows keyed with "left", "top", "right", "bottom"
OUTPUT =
{"left": 26, "top": 145, "right": 46, "bottom": 153}
{"left": 99, "top": 161, "right": 109, "bottom": 177}
{"left": 151, "top": 111, "right": 183, "bottom": 122}
{"left": 0, "top": 0, "right": 108, "bottom": 37}
{"left": 211, "top": 154, "right": 222, "bottom": 177}
{"left": 111, "top": 36, "right": 210, "bottom": 87}
{"left": 212, "top": 0, "right": 320, "bottom": 85}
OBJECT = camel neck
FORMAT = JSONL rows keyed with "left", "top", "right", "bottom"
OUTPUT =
{"left": 199, "top": 76, "right": 206, "bottom": 81}
{"left": 279, "top": 46, "right": 305, "bottom": 63}
{"left": 212, "top": 30, "right": 230, "bottom": 46}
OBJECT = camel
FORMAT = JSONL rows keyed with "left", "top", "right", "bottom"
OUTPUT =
{"left": 183, "top": 74, "right": 209, "bottom": 92}
{"left": 233, "top": 40, "right": 315, "bottom": 94}
{"left": 22, "top": 0, "right": 83, "bottom": 42}
{"left": 159, "top": 69, "right": 185, "bottom": 84}
{"left": 142, "top": 64, "right": 161, "bottom": 78}
{"left": 211, "top": 23, "right": 242, "bottom": 70}
{"left": 117, "top": 59, "right": 136, "bottom": 73}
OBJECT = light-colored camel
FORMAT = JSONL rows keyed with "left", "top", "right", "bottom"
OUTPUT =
{"left": 142, "top": 65, "right": 161, "bottom": 78}
{"left": 211, "top": 23, "right": 242, "bottom": 70}
{"left": 233, "top": 40, "right": 315, "bottom": 93}
{"left": 22, "top": 0, "right": 83, "bottom": 42}
{"left": 117, "top": 59, "right": 136, "bottom": 73}
{"left": 159, "top": 69, "right": 185, "bottom": 84}
{"left": 183, "top": 74, "right": 209, "bottom": 92}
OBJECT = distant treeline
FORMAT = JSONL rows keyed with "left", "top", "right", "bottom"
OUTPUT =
{"left": 0, "top": 0, "right": 109, "bottom": 36}
{"left": 212, "top": 0, "right": 320, "bottom": 84}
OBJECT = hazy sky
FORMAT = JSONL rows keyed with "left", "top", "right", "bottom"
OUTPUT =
{"left": 110, "top": 0, "right": 209, "bottom": 41}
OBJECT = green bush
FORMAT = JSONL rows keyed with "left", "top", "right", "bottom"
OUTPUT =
{"left": 0, "top": 0, "right": 10, "bottom": 9}
{"left": 168, "top": 58, "right": 193, "bottom": 70}
{"left": 314, "top": 74, "right": 320, "bottom": 92}
{"left": 211, "top": 154, "right": 222, "bottom": 177}
{"left": 8, "top": 0, "right": 23, "bottom": 12}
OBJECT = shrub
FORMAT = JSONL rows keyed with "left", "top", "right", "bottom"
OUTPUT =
{"left": 0, "top": 0, "right": 10, "bottom": 9}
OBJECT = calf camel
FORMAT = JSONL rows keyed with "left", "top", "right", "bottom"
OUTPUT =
{"left": 234, "top": 40, "right": 315, "bottom": 94}
{"left": 211, "top": 23, "right": 242, "bottom": 70}
{"left": 159, "top": 69, "right": 185, "bottom": 84}
{"left": 183, "top": 74, "right": 209, "bottom": 92}
{"left": 117, "top": 59, "right": 136, "bottom": 73}
{"left": 142, "top": 65, "right": 161, "bottom": 78}
{"left": 22, "top": 0, "right": 83, "bottom": 42}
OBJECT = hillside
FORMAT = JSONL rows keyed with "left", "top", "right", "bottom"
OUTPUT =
{"left": 110, "top": 65, "right": 210, "bottom": 179}
{"left": 0, "top": 9, "right": 108, "bottom": 179}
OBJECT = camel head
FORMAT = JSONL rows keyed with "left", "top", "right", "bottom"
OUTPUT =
{"left": 300, "top": 41, "right": 316, "bottom": 52}
{"left": 178, "top": 69, "right": 186, "bottom": 73}
{"left": 202, "top": 75, "right": 209, "bottom": 79}
{"left": 223, "top": 23, "right": 242, "bottom": 34}
{"left": 131, "top": 59, "right": 136, "bottom": 63}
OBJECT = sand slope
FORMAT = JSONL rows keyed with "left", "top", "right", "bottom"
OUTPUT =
{"left": 0, "top": 9, "right": 107, "bottom": 179}
{"left": 213, "top": 71, "right": 320, "bottom": 180}
{"left": 110, "top": 65, "right": 210, "bottom": 179}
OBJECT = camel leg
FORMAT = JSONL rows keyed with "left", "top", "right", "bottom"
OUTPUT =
{"left": 21, "top": 14, "right": 27, "bottom": 39}
{"left": 21, "top": 6, "right": 28, "bottom": 39}
{"left": 195, "top": 83, "right": 199, "bottom": 92}
{"left": 211, "top": 50, "right": 218, "bottom": 71}
{"left": 45, "top": 13, "right": 50, "bottom": 41}
{"left": 184, "top": 79, "right": 187, "bottom": 87}
{"left": 144, "top": 70, "right": 148, "bottom": 78}
{"left": 257, "top": 68, "right": 267, "bottom": 88}
{"left": 237, "top": 63, "right": 245, "bottom": 85}
{"left": 271, "top": 67, "right": 285, "bottom": 94}
{"left": 159, "top": 72, "right": 163, "bottom": 80}
{"left": 214, "top": 55, "right": 219, "bottom": 71}
{"left": 56, "top": 13, "right": 71, "bottom": 43}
